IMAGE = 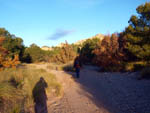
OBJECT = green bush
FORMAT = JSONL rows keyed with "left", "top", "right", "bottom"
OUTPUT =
{"left": 24, "top": 44, "right": 47, "bottom": 63}
{"left": 80, "top": 38, "right": 101, "bottom": 63}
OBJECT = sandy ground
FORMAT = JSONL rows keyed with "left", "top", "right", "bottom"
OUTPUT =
{"left": 34, "top": 64, "right": 150, "bottom": 113}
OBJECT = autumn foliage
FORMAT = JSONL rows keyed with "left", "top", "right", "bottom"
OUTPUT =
{"left": 50, "top": 41, "right": 77, "bottom": 63}
{"left": 91, "top": 34, "right": 124, "bottom": 71}
{"left": 78, "top": 2, "right": 150, "bottom": 71}
{"left": 0, "top": 37, "right": 20, "bottom": 70}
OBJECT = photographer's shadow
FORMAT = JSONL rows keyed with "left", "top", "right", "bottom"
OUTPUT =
{"left": 32, "top": 77, "right": 48, "bottom": 113}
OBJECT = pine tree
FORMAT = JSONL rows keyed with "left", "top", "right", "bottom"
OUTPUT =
{"left": 125, "top": 2, "right": 150, "bottom": 61}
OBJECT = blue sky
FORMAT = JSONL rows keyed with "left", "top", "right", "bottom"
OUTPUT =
{"left": 0, "top": 0, "right": 149, "bottom": 47}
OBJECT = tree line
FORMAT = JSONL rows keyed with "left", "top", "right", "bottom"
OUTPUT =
{"left": 0, "top": 2, "right": 150, "bottom": 71}
{"left": 79, "top": 2, "right": 150, "bottom": 71}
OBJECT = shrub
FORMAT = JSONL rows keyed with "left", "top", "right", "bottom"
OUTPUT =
{"left": 80, "top": 38, "right": 100, "bottom": 64}
{"left": 54, "top": 42, "right": 77, "bottom": 63}
{"left": 92, "top": 34, "right": 123, "bottom": 71}
{"left": 24, "top": 44, "right": 47, "bottom": 63}
{"left": 62, "top": 63, "right": 75, "bottom": 72}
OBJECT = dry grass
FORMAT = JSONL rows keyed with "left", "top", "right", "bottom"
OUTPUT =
{"left": 46, "top": 61, "right": 74, "bottom": 72}
{"left": 0, "top": 65, "right": 62, "bottom": 113}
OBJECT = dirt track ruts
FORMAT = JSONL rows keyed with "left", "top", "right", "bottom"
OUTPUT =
{"left": 35, "top": 64, "right": 150, "bottom": 113}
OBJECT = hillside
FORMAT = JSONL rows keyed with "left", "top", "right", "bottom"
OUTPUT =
{"left": 74, "top": 34, "right": 104, "bottom": 45}
{"left": 41, "top": 33, "right": 104, "bottom": 51}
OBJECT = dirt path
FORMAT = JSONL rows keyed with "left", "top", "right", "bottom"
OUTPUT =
{"left": 35, "top": 64, "right": 150, "bottom": 113}
{"left": 48, "top": 70, "right": 108, "bottom": 113}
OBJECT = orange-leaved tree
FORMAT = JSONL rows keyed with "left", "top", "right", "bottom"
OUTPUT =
{"left": 92, "top": 34, "right": 123, "bottom": 71}
{"left": 54, "top": 41, "right": 77, "bottom": 63}
{"left": 0, "top": 36, "right": 20, "bottom": 70}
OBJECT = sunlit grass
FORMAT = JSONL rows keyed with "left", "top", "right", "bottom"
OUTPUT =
{"left": 0, "top": 65, "right": 62, "bottom": 113}
{"left": 46, "top": 61, "right": 75, "bottom": 72}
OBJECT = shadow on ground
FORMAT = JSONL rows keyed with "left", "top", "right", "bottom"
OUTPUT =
{"left": 32, "top": 77, "right": 48, "bottom": 113}
{"left": 64, "top": 65, "right": 150, "bottom": 113}
{"left": 65, "top": 65, "right": 117, "bottom": 113}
